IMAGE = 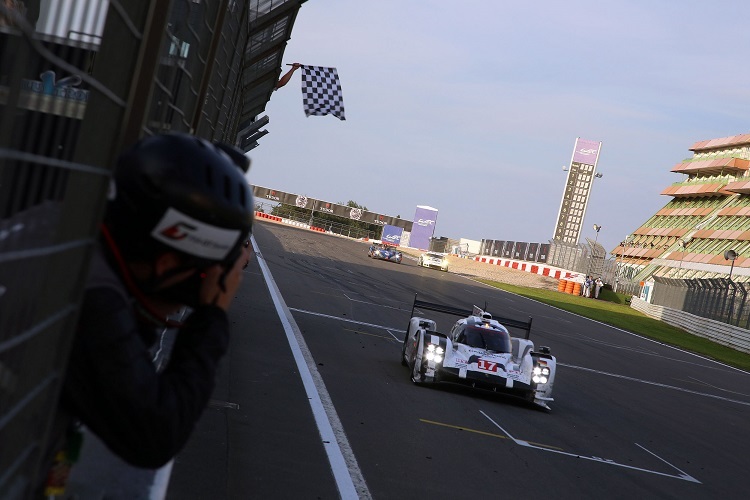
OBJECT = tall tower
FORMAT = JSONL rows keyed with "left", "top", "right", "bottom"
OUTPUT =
{"left": 553, "top": 137, "right": 603, "bottom": 244}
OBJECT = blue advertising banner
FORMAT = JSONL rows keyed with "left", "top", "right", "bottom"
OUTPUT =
{"left": 381, "top": 225, "right": 403, "bottom": 246}
{"left": 409, "top": 205, "right": 438, "bottom": 250}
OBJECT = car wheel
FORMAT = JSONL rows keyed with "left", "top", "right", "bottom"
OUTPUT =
{"left": 524, "top": 389, "right": 536, "bottom": 404}
{"left": 401, "top": 336, "right": 408, "bottom": 366}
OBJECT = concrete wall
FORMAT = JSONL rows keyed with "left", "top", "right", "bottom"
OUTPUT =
{"left": 630, "top": 297, "right": 750, "bottom": 354}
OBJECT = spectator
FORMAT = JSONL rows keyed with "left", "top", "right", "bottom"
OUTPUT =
{"left": 582, "top": 276, "right": 592, "bottom": 298}
{"left": 43, "top": 133, "right": 254, "bottom": 495}
{"left": 594, "top": 277, "right": 604, "bottom": 299}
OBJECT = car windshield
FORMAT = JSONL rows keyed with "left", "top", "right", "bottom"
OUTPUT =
{"left": 462, "top": 325, "right": 511, "bottom": 353}
{"left": 426, "top": 253, "right": 443, "bottom": 259}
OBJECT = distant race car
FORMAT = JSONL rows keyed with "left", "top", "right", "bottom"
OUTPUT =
{"left": 368, "top": 243, "right": 403, "bottom": 264}
{"left": 418, "top": 252, "right": 448, "bottom": 272}
{"left": 400, "top": 296, "right": 556, "bottom": 410}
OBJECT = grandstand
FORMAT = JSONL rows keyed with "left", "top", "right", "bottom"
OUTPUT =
{"left": 614, "top": 133, "right": 750, "bottom": 284}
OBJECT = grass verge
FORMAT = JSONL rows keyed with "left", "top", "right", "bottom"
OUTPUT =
{"left": 478, "top": 279, "right": 750, "bottom": 372}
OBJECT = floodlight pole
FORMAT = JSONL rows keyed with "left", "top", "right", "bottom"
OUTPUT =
{"left": 725, "top": 249, "right": 738, "bottom": 323}
{"left": 589, "top": 224, "right": 602, "bottom": 276}
{"left": 725, "top": 249, "right": 738, "bottom": 281}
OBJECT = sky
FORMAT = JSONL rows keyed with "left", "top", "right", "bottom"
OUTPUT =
{"left": 248, "top": 0, "right": 750, "bottom": 254}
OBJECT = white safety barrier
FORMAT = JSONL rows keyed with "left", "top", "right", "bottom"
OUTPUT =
{"left": 630, "top": 297, "right": 750, "bottom": 354}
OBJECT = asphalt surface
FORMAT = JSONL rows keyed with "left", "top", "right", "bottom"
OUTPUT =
{"left": 167, "top": 222, "right": 750, "bottom": 499}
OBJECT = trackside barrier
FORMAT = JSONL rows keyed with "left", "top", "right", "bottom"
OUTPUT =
{"left": 631, "top": 297, "right": 750, "bottom": 354}
{"left": 254, "top": 212, "right": 330, "bottom": 235}
{"left": 281, "top": 218, "right": 310, "bottom": 229}
{"left": 255, "top": 211, "right": 283, "bottom": 222}
{"left": 474, "top": 256, "right": 578, "bottom": 281}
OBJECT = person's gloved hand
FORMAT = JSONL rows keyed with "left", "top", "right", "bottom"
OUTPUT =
{"left": 200, "top": 244, "right": 251, "bottom": 311}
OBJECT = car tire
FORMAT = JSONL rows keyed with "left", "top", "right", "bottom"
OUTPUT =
{"left": 401, "top": 336, "right": 408, "bottom": 366}
{"left": 524, "top": 390, "right": 537, "bottom": 405}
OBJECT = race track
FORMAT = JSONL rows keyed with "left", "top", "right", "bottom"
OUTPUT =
{"left": 167, "top": 222, "right": 750, "bottom": 499}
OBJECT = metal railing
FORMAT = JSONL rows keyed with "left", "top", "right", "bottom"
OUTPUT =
{"left": 0, "top": 1, "right": 303, "bottom": 496}
{"left": 651, "top": 277, "right": 749, "bottom": 328}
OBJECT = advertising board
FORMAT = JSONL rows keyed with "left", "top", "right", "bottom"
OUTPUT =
{"left": 409, "top": 205, "right": 438, "bottom": 250}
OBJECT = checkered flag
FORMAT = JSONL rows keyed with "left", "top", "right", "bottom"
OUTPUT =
{"left": 300, "top": 65, "right": 346, "bottom": 120}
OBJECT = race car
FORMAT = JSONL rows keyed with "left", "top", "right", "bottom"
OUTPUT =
{"left": 368, "top": 243, "right": 403, "bottom": 264}
{"left": 418, "top": 252, "right": 448, "bottom": 272}
{"left": 400, "top": 295, "right": 556, "bottom": 410}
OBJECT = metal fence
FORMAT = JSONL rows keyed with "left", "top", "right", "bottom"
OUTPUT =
{"left": 543, "top": 239, "right": 641, "bottom": 296}
{"left": 651, "top": 277, "right": 750, "bottom": 329}
{"left": 0, "top": 1, "right": 302, "bottom": 496}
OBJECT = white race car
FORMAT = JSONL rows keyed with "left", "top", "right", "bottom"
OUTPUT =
{"left": 418, "top": 252, "right": 448, "bottom": 272}
{"left": 400, "top": 296, "right": 556, "bottom": 410}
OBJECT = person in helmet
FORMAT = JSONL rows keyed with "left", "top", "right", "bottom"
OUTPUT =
{"left": 43, "top": 133, "right": 253, "bottom": 493}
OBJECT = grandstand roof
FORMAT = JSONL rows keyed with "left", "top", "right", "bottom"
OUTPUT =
{"left": 689, "top": 133, "right": 750, "bottom": 152}
{"left": 660, "top": 182, "right": 729, "bottom": 197}
{"left": 725, "top": 180, "right": 750, "bottom": 194}
{"left": 671, "top": 157, "right": 750, "bottom": 175}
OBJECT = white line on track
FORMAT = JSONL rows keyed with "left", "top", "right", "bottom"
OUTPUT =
{"left": 559, "top": 335, "right": 660, "bottom": 355}
{"left": 560, "top": 363, "right": 750, "bottom": 407}
{"left": 479, "top": 410, "right": 700, "bottom": 483}
{"left": 288, "top": 307, "right": 403, "bottom": 333}
{"left": 342, "top": 293, "right": 406, "bottom": 310}
{"left": 253, "top": 236, "right": 371, "bottom": 500}
{"left": 682, "top": 375, "right": 750, "bottom": 397}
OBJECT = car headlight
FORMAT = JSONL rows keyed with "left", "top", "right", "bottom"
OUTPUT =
{"left": 532, "top": 364, "right": 550, "bottom": 384}
{"left": 425, "top": 343, "right": 443, "bottom": 363}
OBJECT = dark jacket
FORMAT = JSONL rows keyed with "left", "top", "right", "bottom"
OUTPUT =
{"left": 57, "top": 246, "right": 230, "bottom": 468}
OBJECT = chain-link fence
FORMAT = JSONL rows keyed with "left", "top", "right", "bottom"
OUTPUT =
{"left": 0, "top": 1, "right": 303, "bottom": 496}
{"left": 651, "top": 277, "right": 750, "bottom": 328}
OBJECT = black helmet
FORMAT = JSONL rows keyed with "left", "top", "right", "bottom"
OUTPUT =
{"left": 106, "top": 133, "right": 253, "bottom": 269}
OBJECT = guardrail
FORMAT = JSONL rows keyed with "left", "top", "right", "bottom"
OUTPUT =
{"left": 630, "top": 297, "right": 750, "bottom": 353}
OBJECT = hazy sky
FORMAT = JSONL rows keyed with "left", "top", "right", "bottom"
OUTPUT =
{"left": 248, "top": 0, "right": 750, "bottom": 253}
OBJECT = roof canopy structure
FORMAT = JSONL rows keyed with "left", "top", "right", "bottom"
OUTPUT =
{"left": 239, "top": 1, "right": 308, "bottom": 133}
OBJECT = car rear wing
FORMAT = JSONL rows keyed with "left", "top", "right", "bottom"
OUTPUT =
{"left": 410, "top": 294, "right": 533, "bottom": 340}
